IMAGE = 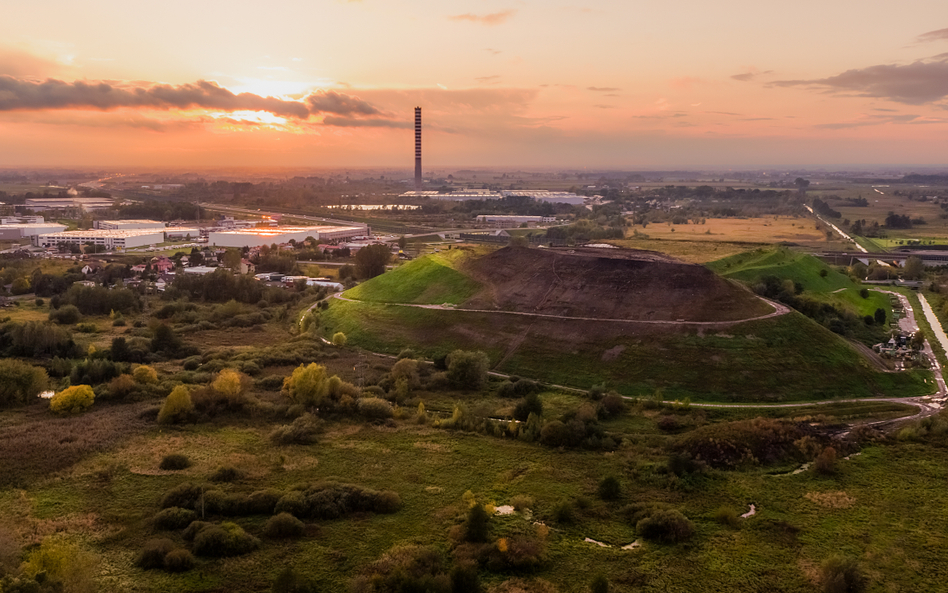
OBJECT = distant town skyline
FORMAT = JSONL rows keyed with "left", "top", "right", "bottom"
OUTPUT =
{"left": 2, "top": 0, "right": 948, "bottom": 168}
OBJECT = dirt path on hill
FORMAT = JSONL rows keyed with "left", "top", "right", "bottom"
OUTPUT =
{"left": 332, "top": 293, "right": 791, "bottom": 327}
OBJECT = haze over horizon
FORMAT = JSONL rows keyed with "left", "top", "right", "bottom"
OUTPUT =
{"left": 3, "top": 0, "right": 948, "bottom": 169}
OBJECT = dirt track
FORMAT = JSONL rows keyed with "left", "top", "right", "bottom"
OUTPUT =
{"left": 334, "top": 292, "right": 790, "bottom": 327}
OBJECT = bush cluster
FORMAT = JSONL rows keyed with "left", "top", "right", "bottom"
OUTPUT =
{"left": 674, "top": 418, "right": 816, "bottom": 469}
{"left": 187, "top": 521, "right": 260, "bottom": 558}
{"left": 154, "top": 507, "right": 198, "bottom": 530}
{"left": 263, "top": 512, "right": 305, "bottom": 539}
{"left": 270, "top": 413, "right": 322, "bottom": 445}
{"left": 623, "top": 503, "right": 694, "bottom": 544}
{"left": 274, "top": 482, "right": 401, "bottom": 519}
{"left": 159, "top": 453, "right": 191, "bottom": 470}
{"left": 136, "top": 538, "right": 195, "bottom": 572}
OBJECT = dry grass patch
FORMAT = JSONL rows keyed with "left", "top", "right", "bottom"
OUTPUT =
{"left": 805, "top": 491, "right": 855, "bottom": 509}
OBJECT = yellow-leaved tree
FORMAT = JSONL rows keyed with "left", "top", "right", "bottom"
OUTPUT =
{"left": 282, "top": 363, "right": 358, "bottom": 412}
{"left": 158, "top": 385, "right": 194, "bottom": 425}
{"left": 49, "top": 385, "right": 94, "bottom": 415}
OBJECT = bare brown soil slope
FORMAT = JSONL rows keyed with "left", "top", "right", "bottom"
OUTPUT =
{"left": 460, "top": 246, "right": 772, "bottom": 322}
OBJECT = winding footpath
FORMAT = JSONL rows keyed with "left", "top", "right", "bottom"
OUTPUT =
{"left": 332, "top": 292, "right": 791, "bottom": 327}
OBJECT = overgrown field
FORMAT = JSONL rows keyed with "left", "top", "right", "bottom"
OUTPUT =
{"left": 3, "top": 391, "right": 948, "bottom": 592}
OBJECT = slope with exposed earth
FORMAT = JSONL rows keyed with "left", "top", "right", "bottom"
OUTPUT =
{"left": 459, "top": 246, "right": 774, "bottom": 322}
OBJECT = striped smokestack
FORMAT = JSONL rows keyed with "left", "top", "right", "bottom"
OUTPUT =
{"left": 414, "top": 107, "right": 422, "bottom": 190}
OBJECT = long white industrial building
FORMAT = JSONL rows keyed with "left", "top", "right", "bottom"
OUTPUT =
{"left": 0, "top": 222, "right": 68, "bottom": 240}
{"left": 207, "top": 225, "right": 366, "bottom": 248}
{"left": 94, "top": 219, "right": 167, "bottom": 230}
{"left": 33, "top": 229, "right": 164, "bottom": 250}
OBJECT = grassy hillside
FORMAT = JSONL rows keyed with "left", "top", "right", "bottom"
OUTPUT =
{"left": 708, "top": 247, "right": 853, "bottom": 292}
{"left": 344, "top": 250, "right": 483, "bottom": 305}
{"left": 708, "top": 247, "right": 893, "bottom": 330}
{"left": 322, "top": 301, "right": 933, "bottom": 402}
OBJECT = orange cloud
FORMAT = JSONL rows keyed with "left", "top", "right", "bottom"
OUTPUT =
{"left": 448, "top": 10, "right": 516, "bottom": 25}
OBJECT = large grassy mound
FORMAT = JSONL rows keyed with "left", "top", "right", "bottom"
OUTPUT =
{"left": 344, "top": 250, "right": 483, "bottom": 305}
{"left": 322, "top": 300, "right": 932, "bottom": 402}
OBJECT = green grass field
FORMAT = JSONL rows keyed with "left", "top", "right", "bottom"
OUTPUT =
{"left": 344, "top": 251, "right": 483, "bottom": 305}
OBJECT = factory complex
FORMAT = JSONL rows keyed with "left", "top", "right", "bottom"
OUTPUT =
{"left": 207, "top": 225, "right": 367, "bottom": 248}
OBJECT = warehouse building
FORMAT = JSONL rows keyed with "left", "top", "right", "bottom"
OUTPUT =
{"left": 25, "top": 197, "right": 114, "bottom": 211}
{"left": 0, "top": 222, "right": 69, "bottom": 240}
{"left": 33, "top": 229, "right": 164, "bottom": 250}
{"left": 207, "top": 225, "right": 366, "bottom": 248}
{"left": 475, "top": 215, "right": 556, "bottom": 228}
{"left": 94, "top": 219, "right": 166, "bottom": 230}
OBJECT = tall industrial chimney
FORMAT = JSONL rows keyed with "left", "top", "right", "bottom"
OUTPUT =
{"left": 414, "top": 107, "right": 422, "bottom": 190}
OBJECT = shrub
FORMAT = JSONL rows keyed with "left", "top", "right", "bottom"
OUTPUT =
{"left": 714, "top": 506, "right": 740, "bottom": 528}
{"left": 49, "top": 385, "right": 94, "bottom": 414}
{"left": 274, "top": 491, "right": 308, "bottom": 518}
{"left": 35, "top": 298, "right": 44, "bottom": 306}
{"left": 397, "top": 348, "right": 416, "bottom": 360}
{"left": 182, "top": 520, "right": 214, "bottom": 541}
{"left": 245, "top": 489, "right": 283, "bottom": 515}
{"left": 446, "top": 350, "right": 489, "bottom": 390}
{"left": 21, "top": 536, "right": 97, "bottom": 592}
{"left": 552, "top": 501, "right": 574, "bottom": 524}
{"left": 635, "top": 509, "right": 694, "bottom": 543}
{"left": 358, "top": 397, "right": 394, "bottom": 419}
{"left": 0, "top": 359, "right": 49, "bottom": 406}
{"left": 70, "top": 358, "right": 125, "bottom": 385}
{"left": 539, "top": 420, "right": 569, "bottom": 447}
{"left": 331, "top": 332, "right": 347, "bottom": 347}
{"left": 209, "top": 466, "right": 243, "bottom": 483}
{"left": 264, "top": 513, "right": 305, "bottom": 539}
{"left": 510, "top": 495, "right": 534, "bottom": 512}
{"left": 162, "top": 548, "right": 195, "bottom": 573}
{"left": 107, "top": 374, "right": 137, "bottom": 399}
{"left": 813, "top": 446, "right": 838, "bottom": 476}
{"left": 160, "top": 482, "right": 204, "bottom": 510}
{"left": 192, "top": 522, "right": 260, "bottom": 557}
{"left": 599, "top": 392, "right": 626, "bottom": 417}
{"left": 514, "top": 393, "right": 543, "bottom": 422}
{"left": 136, "top": 538, "right": 176, "bottom": 570}
{"left": 154, "top": 507, "right": 198, "bottom": 530}
{"left": 590, "top": 575, "right": 609, "bottom": 593}
{"left": 134, "top": 365, "right": 159, "bottom": 384}
{"left": 158, "top": 385, "right": 194, "bottom": 425}
{"left": 182, "top": 356, "right": 201, "bottom": 371}
{"left": 159, "top": 453, "right": 191, "bottom": 470}
{"left": 270, "top": 413, "right": 321, "bottom": 445}
{"left": 48, "top": 304, "right": 81, "bottom": 324}
{"left": 75, "top": 322, "right": 97, "bottom": 333}
{"left": 597, "top": 476, "right": 621, "bottom": 501}
{"left": 821, "top": 555, "right": 867, "bottom": 593}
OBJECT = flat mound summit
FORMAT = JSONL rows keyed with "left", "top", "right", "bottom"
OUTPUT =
{"left": 459, "top": 246, "right": 773, "bottom": 322}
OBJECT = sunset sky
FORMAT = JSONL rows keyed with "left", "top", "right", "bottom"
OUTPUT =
{"left": 3, "top": 0, "right": 948, "bottom": 169}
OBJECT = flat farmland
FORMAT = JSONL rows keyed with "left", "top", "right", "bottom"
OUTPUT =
{"left": 813, "top": 186, "right": 948, "bottom": 244}
{"left": 624, "top": 216, "right": 837, "bottom": 249}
